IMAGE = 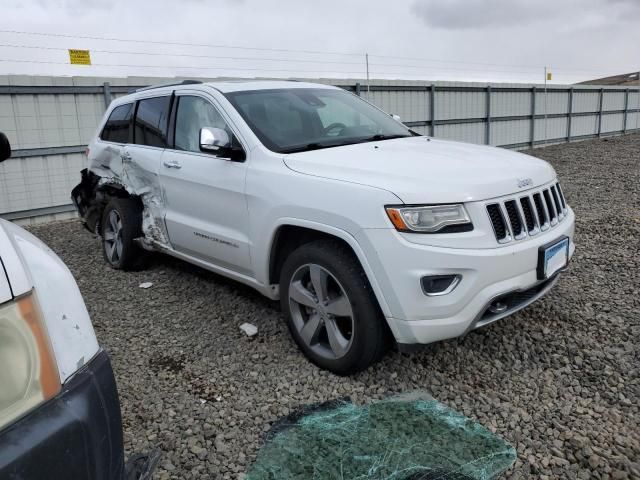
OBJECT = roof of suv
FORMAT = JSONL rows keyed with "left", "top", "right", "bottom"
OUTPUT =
{"left": 110, "top": 80, "right": 341, "bottom": 109}
{"left": 202, "top": 80, "right": 338, "bottom": 93}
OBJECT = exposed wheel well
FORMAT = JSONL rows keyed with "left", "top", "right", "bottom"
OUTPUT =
{"left": 269, "top": 225, "right": 358, "bottom": 286}
{"left": 90, "top": 185, "right": 142, "bottom": 235}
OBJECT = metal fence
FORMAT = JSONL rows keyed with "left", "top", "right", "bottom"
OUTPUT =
{"left": 1, "top": 75, "right": 639, "bottom": 223}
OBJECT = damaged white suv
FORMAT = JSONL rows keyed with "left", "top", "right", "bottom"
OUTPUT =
{"left": 73, "top": 80, "right": 575, "bottom": 374}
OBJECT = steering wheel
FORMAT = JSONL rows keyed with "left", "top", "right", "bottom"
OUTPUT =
{"left": 323, "top": 122, "right": 347, "bottom": 136}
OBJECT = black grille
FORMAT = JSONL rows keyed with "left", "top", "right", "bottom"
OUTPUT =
{"left": 520, "top": 197, "right": 535, "bottom": 232}
{"left": 487, "top": 182, "right": 569, "bottom": 243}
{"left": 504, "top": 200, "right": 523, "bottom": 236}
{"left": 486, "top": 204, "right": 507, "bottom": 240}
{"left": 556, "top": 182, "right": 566, "bottom": 209}
{"left": 543, "top": 189, "right": 557, "bottom": 222}
{"left": 550, "top": 186, "right": 562, "bottom": 215}
{"left": 478, "top": 276, "right": 555, "bottom": 324}
{"left": 533, "top": 193, "right": 547, "bottom": 225}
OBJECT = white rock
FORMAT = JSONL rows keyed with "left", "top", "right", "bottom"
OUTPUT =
{"left": 139, "top": 282, "right": 153, "bottom": 289}
{"left": 239, "top": 323, "right": 258, "bottom": 337}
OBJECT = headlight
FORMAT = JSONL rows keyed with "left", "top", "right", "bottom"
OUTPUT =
{"left": 385, "top": 204, "right": 472, "bottom": 233}
{"left": 0, "top": 292, "right": 60, "bottom": 431}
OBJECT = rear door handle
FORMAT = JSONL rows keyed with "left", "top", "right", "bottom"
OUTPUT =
{"left": 163, "top": 159, "right": 182, "bottom": 169}
{"left": 121, "top": 152, "right": 132, "bottom": 162}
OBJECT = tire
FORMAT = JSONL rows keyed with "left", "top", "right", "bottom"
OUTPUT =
{"left": 100, "top": 198, "right": 145, "bottom": 270}
{"left": 279, "top": 239, "right": 389, "bottom": 375}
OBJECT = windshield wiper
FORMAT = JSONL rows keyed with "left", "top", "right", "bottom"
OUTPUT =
{"left": 281, "top": 143, "right": 337, "bottom": 154}
{"left": 281, "top": 134, "right": 410, "bottom": 153}
{"left": 356, "top": 134, "right": 409, "bottom": 143}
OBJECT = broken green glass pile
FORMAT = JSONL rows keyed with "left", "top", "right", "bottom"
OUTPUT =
{"left": 246, "top": 394, "right": 516, "bottom": 480}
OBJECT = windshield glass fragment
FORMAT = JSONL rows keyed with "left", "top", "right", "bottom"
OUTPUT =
{"left": 246, "top": 393, "right": 517, "bottom": 480}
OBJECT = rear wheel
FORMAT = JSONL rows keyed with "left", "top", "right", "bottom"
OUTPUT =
{"left": 101, "top": 198, "right": 145, "bottom": 270}
{"left": 280, "top": 240, "right": 388, "bottom": 375}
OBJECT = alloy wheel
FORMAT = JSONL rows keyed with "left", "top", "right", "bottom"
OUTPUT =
{"left": 288, "top": 263, "right": 354, "bottom": 360}
{"left": 103, "top": 209, "right": 124, "bottom": 265}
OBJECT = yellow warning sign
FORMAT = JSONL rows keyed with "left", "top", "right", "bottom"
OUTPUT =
{"left": 69, "top": 49, "right": 91, "bottom": 65}
{"left": 546, "top": 72, "right": 553, "bottom": 81}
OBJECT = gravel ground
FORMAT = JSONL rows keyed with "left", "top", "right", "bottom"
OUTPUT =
{"left": 30, "top": 133, "right": 639, "bottom": 479}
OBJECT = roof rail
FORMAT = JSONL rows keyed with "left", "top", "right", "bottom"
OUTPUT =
{"left": 133, "top": 79, "right": 203, "bottom": 93}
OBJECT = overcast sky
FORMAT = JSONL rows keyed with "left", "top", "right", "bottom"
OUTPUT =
{"left": 1, "top": 0, "right": 639, "bottom": 84}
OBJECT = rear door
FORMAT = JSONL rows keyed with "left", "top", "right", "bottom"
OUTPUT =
{"left": 158, "top": 91, "right": 251, "bottom": 275}
{"left": 126, "top": 95, "right": 172, "bottom": 243}
{"left": 128, "top": 95, "right": 172, "bottom": 184}
{"left": 90, "top": 102, "right": 134, "bottom": 178}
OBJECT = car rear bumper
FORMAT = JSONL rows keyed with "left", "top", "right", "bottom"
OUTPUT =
{"left": 0, "top": 349, "right": 125, "bottom": 480}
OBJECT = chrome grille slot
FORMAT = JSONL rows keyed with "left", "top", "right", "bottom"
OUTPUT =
{"left": 486, "top": 182, "right": 569, "bottom": 243}
{"left": 542, "top": 189, "right": 557, "bottom": 223}
{"left": 556, "top": 182, "right": 567, "bottom": 211}
{"left": 486, "top": 203, "right": 509, "bottom": 242}
{"left": 550, "top": 186, "right": 563, "bottom": 218}
{"left": 504, "top": 200, "right": 525, "bottom": 238}
{"left": 533, "top": 193, "right": 549, "bottom": 230}
{"left": 519, "top": 197, "right": 536, "bottom": 233}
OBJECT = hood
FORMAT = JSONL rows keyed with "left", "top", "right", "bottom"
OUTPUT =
{"left": 283, "top": 136, "right": 556, "bottom": 204}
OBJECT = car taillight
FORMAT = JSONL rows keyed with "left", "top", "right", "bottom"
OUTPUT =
{"left": 0, "top": 292, "right": 60, "bottom": 430}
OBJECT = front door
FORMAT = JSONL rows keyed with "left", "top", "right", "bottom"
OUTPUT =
{"left": 159, "top": 93, "right": 251, "bottom": 275}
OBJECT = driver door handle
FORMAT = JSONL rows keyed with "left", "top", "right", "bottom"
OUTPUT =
{"left": 120, "top": 152, "right": 132, "bottom": 163}
{"left": 163, "top": 159, "right": 182, "bottom": 169}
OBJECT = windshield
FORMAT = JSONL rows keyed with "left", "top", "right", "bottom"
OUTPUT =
{"left": 224, "top": 88, "right": 413, "bottom": 153}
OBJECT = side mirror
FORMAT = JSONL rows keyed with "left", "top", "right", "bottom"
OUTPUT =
{"left": 200, "top": 127, "right": 231, "bottom": 153}
{"left": 390, "top": 114, "right": 402, "bottom": 122}
{"left": 199, "top": 127, "right": 245, "bottom": 161}
{"left": 0, "top": 132, "right": 11, "bottom": 163}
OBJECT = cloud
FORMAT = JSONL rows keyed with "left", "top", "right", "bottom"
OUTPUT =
{"left": 411, "top": 0, "right": 546, "bottom": 29}
{"left": 411, "top": 0, "right": 640, "bottom": 30}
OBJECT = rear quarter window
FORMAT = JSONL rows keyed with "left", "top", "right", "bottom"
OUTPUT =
{"left": 100, "top": 103, "right": 133, "bottom": 143}
{"left": 134, "top": 96, "right": 171, "bottom": 148}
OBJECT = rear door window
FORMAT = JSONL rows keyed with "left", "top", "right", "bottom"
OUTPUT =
{"left": 133, "top": 96, "right": 171, "bottom": 148}
{"left": 100, "top": 103, "right": 133, "bottom": 143}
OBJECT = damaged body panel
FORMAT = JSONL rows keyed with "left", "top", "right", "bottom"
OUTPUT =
{"left": 72, "top": 114, "right": 170, "bottom": 249}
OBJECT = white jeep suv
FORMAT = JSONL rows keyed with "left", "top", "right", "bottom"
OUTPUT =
{"left": 72, "top": 80, "right": 575, "bottom": 374}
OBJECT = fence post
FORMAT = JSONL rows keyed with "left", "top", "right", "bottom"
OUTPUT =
{"left": 567, "top": 87, "right": 573, "bottom": 142}
{"left": 355, "top": 82, "right": 361, "bottom": 97}
{"left": 530, "top": 86, "right": 536, "bottom": 148}
{"left": 103, "top": 82, "right": 112, "bottom": 109}
{"left": 430, "top": 84, "right": 436, "bottom": 137}
{"left": 597, "top": 88, "right": 604, "bottom": 137}
{"left": 485, "top": 85, "right": 492, "bottom": 145}
{"left": 623, "top": 88, "right": 629, "bottom": 133}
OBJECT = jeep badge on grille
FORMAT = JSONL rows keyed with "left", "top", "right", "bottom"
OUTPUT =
{"left": 517, "top": 178, "right": 533, "bottom": 188}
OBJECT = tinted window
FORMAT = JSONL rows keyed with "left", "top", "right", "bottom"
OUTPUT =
{"left": 174, "top": 96, "right": 230, "bottom": 153}
{"left": 101, "top": 103, "right": 133, "bottom": 143}
{"left": 134, "top": 96, "right": 171, "bottom": 147}
{"left": 225, "top": 88, "right": 410, "bottom": 153}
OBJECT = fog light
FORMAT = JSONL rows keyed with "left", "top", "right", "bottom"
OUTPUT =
{"left": 421, "top": 275, "right": 461, "bottom": 296}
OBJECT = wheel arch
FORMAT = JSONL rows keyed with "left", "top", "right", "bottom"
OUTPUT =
{"left": 74, "top": 170, "right": 142, "bottom": 235}
{"left": 265, "top": 219, "right": 392, "bottom": 318}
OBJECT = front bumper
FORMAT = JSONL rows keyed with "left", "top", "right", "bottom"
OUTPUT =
{"left": 0, "top": 349, "right": 125, "bottom": 480}
{"left": 358, "top": 208, "right": 575, "bottom": 345}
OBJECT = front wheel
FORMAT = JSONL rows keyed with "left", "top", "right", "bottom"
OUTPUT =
{"left": 279, "top": 240, "right": 389, "bottom": 375}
